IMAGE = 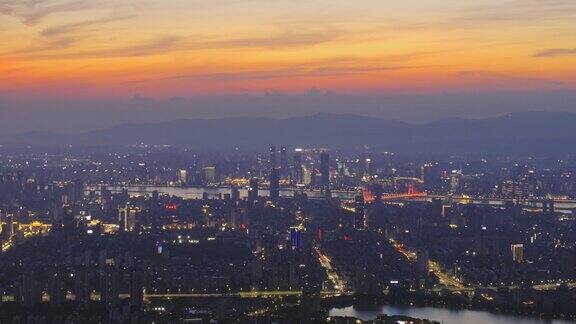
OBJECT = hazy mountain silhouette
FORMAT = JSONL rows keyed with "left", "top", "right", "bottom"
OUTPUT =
{"left": 1, "top": 111, "right": 575, "bottom": 155}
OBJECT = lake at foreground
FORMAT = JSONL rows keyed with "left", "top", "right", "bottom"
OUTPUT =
{"left": 329, "top": 305, "right": 574, "bottom": 324}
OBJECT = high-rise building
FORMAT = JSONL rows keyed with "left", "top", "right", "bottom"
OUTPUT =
{"left": 19, "top": 271, "right": 42, "bottom": 308}
{"left": 75, "top": 269, "right": 91, "bottom": 310}
{"left": 320, "top": 152, "right": 330, "bottom": 199}
{"left": 178, "top": 169, "right": 188, "bottom": 185}
{"left": 101, "top": 266, "right": 119, "bottom": 314}
{"left": 280, "top": 146, "right": 288, "bottom": 177}
{"left": 202, "top": 204, "right": 213, "bottom": 227}
{"left": 248, "top": 178, "right": 259, "bottom": 205}
{"left": 72, "top": 179, "right": 84, "bottom": 203}
{"left": 130, "top": 269, "right": 144, "bottom": 313}
{"left": 354, "top": 195, "right": 365, "bottom": 229}
{"left": 119, "top": 205, "right": 138, "bottom": 232}
{"left": 63, "top": 205, "right": 75, "bottom": 231}
{"left": 511, "top": 244, "right": 524, "bottom": 263}
{"left": 269, "top": 145, "right": 277, "bottom": 168}
{"left": 49, "top": 272, "right": 67, "bottom": 308}
{"left": 1, "top": 224, "right": 9, "bottom": 242}
{"left": 230, "top": 207, "right": 239, "bottom": 228}
{"left": 431, "top": 198, "right": 443, "bottom": 219}
{"left": 302, "top": 165, "right": 312, "bottom": 185}
{"left": 290, "top": 226, "right": 302, "bottom": 250}
{"left": 50, "top": 194, "right": 64, "bottom": 227}
{"left": 101, "top": 185, "right": 112, "bottom": 213}
{"left": 293, "top": 149, "right": 303, "bottom": 184}
{"left": 360, "top": 154, "right": 372, "bottom": 177}
{"left": 203, "top": 166, "right": 216, "bottom": 184}
{"left": 6, "top": 214, "right": 14, "bottom": 239}
{"left": 231, "top": 186, "right": 240, "bottom": 201}
{"left": 450, "top": 170, "right": 462, "bottom": 193}
{"left": 422, "top": 163, "right": 440, "bottom": 192}
{"left": 118, "top": 206, "right": 127, "bottom": 231}
{"left": 270, "top": 168, "right": 280, "bottom": 202}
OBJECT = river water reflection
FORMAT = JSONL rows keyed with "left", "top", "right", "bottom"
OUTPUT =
{"left": 329, "top": 305, "right": 574, "bottom": 324}
{"left": 86, "top": 185, "right": 576, "bottom": 210}
{"left": 85, "top": 185, "right": 358, "bottom": 200}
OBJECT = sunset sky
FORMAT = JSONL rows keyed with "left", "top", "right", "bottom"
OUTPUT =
{"left": 1, "top": 0, "right": 576, "bottom": 132}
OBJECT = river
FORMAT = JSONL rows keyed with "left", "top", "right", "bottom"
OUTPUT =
{"left": 85, "top": 185, "right": 358, "bottom": 200}
{"left": 85, "top": 185, "right": 576, "bottom": 210}
{"left": 329, "top": 305, "right": 574, "bottom": 323}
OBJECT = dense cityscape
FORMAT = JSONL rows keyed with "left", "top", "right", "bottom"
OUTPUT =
{"left": 3, "top": 0, "right": 576, "bottom": 322}
{"left": 0, "top": 144, "right": 574, "bottom": 323}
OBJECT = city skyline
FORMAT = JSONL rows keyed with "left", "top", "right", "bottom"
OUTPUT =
{"left": 1, "top": 145, "right": 576, "bottom": 322}
{"left": 2, "top": 2, "right": 576, "bottom": 322}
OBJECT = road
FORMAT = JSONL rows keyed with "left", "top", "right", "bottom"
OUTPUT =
{"left": 393, "top": 240, "right": 576, "bottom": 294}
{"left": 428, "top": 260, "right": 465, "bottom": 290}
{"left": 314, "top": 246, "right": 350, "bottom": 294}
{"left": 137, "top": 290, "right": 342, "bottom": 299}
{"left": 393, "top": 240, "right": 467, "bottom": 291}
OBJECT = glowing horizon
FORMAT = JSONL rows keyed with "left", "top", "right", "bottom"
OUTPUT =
{"left": 1, "top": 0, "right": 575, "bottom": 99}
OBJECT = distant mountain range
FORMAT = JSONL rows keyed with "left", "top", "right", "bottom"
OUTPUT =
{"left": 1, "top": 112, "right": 575, "bottom": 155}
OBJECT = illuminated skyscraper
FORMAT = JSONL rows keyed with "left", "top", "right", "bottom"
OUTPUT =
{"left": 178, "top": 169, "right": 188, "bottom": 185}
{"left": 511, "top": 244, "right": 524, "bottom": 263}
{"left": 202, "top": 204, "right": 213, "bottom": 227}
{"left": 450, "top": 170, "right": 462, "bottom": 194}
{"left": 302, "top": 165, "right": 312, "bottom": 185}
{"left": 293, "top": 149, "right": 303, "bottom": 184}
{"left": 269, "top": 145, "right": 277, "bottom": 168}
{"left": 280, "top": 146, "right": 288, "bottom": 177}
{"left": 290, "top": 226, "right": 302, "bottom": 250}
{"left": 119, "top": 205, "right": 138, "bottom": 232}
{"left": 360, "top": 153, "right": 372, "bottom": 177}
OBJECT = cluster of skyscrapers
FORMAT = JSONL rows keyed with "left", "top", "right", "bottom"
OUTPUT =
{"left": 266, "top": 145, "right": 331, "bottom": 201}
